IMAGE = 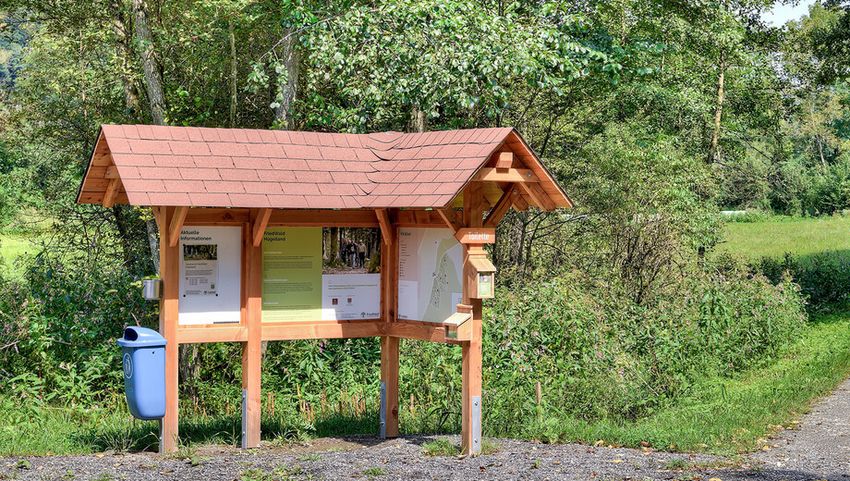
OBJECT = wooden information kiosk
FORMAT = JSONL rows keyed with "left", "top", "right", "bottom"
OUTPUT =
{"left": 77, "top": 125, "right": 571, "bottom": 456}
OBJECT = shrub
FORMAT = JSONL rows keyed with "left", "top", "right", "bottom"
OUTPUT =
{"left": 754, "top": 251, "right": 850, "bottom": 311}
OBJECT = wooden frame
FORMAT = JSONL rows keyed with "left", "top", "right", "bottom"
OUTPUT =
{"left": 154, "top": 183, "right": 525, "bottom": 456}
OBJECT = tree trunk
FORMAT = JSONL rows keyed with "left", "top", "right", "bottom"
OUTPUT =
{"left": 709, "top": 53, "right": 726, "bottom": 163}
{"left": 410, "top": 105, "right": 427, "bottom": 133}
{"left": 272, "top": 30, "right": 299, "bottom": 129}
{"left": 131, "top": 0, "right": 166, "bottom": 125}
{"left": 110, "top": 0, "right": 141, "bottom": 117}
{"left": 229, "top": 19, "right": 237, "bottom": 127}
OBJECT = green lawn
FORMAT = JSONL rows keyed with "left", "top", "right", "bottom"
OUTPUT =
{"left": 531, "top": 311, "right": 850, "bottom": 455}
{"left": 0, "top": 232, "right": 40, "bottom": 277}
{"left": 719, "top": 215, "right": 850, "bottom": 260}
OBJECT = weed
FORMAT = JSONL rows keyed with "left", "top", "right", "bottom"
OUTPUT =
{"left": 531, "top": 459, "right": 541, "bottom": 469}
{"left": 298, "top": 453, "right": 321, "bottom": 462}
{"left": 481, "top": 438, "right": 499, "bottom": 455}
{"left": 363, "top": 467, "right": 386, "bottom": 477}
{"left": 422, "top": 439, "right": 459, "bottom": 457}
{"left": 663, "top": 458, "right": 689, "bottom": 470}
{"left": 13, "top": 461, "right": 29, "bottom": 471}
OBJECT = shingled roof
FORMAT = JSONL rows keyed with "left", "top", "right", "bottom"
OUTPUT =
{"left": 77, "top": 125, "right": 571, "bottom": 210}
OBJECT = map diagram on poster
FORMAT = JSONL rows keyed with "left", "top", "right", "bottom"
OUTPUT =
{"left": 397, "top": 228, "right": 463, "bottom": 323}
{"left": 179, "top": 226, "right": 241, "bottom": 325}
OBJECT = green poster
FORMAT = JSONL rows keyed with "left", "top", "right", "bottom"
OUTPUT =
{"left": 262, "top": 227, "right": 323, "bottom": 322}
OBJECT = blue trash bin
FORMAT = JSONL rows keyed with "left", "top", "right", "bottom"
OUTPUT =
{"left": 117, "top": 326, "right": 166, "bottom": 420}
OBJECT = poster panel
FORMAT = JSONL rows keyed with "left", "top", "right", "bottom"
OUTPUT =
{"left": 321, "top": 273, "right": 381, "bottom": 320}
{"left": 262, "top": 227, "right": 323, "bottom": 322}
{"left": 178, "top": 226, "right": 241, "bottom": 325}
{"left": 397, "top": 228, "right": 464, "bottom": 323}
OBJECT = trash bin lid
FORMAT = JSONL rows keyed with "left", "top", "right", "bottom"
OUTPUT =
{"left": 117, "top": 326, "right": 167, "bottom": 348}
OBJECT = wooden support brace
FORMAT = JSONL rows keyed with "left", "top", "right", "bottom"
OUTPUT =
{"left": 518, "top": 182, "right": 556, "bottom": 211}
{"left": 376, "top": 209, "right": 393, "bottom": 245}
{"left": 105, "top": 165, "right": 120, "bottom": 179}
{"left": 436, "top": 208, "right": 460, "bottom": 232}
{"left": 484, "top": 186, "right": 515, "bottom": 228}
{"left": 252, "top": 208, "right": 272, "bottom": 247}
{"left": 168, "top": 206, "right": 189, "bottom": 247}
{"left": 102, "top": 179, "right": 120, "bottom": 209}
{"left": 474, "top": 168, "right": 538, "bottom": 183}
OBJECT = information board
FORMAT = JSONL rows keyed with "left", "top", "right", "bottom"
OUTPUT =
{"left": 397, "top": 228, "right": 464, "bottom": 323}
{"left": 321, "top": 273, "right": 381, "bottom": 320}
{"left": 178, "top": 226, "right": 241, "bottom": 325}
{"left": 262, "top": 227, "right": 323, "bottom": 322}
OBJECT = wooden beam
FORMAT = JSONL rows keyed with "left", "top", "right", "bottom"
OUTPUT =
{"left": 474, "top": 168, "right": 538, "bottom": 183}
{"left": 167, "top": 206, "right": 189, "bottom": 247}
{"left": 185, "top": 208, "right": 249, "bottom": 225}
{"left": 159, "top": 207, "right": 180, "bottom": 453}
{"left": 375, "top": 209, "right": 393, "bottom": 245}
{"left": 436, "top": 208, "right": 460, "bottom": 232}
{"left": 380, "top": 336, "right": 400, "bottom": 438}
{"left": 105, "top": 165, "right": 120, "bottom": 179}
{"left": 495, "top": 152, "right": 513, "bottom": 169}
{"left": 262, "top": 320, "right": 384, "bottom": 341}
{"left": 269, "top": 209, "right": 379, "bottom": 227}
{"left": 178, "top": 325, "right": 247, "bottom": 344}
{"left": 102, "top": 179, "right": 120, "bottom": 208}
{"left": 461, "top": 183, "right": 485, "bottom": 457}
{"left": 518, "top": 182, "right": 556, "bottom": 211}
{"left": 252, "top": 208, "right": 272, "bottom": 247}
{"left": 484, "top": 186, "right": 515, "bottom": 228}
{"left": 242, "top": 219, "right": 263, "bottom": 448}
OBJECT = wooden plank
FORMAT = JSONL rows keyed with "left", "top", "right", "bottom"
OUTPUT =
{"left": 436, "top": 208, "right": 460, "bottom": 232}
{"left": 242, "top": 212, "right": 263, "bottom": 448}
{"left": 395, "top": 210, "right": 445, "bottom": 227}
{"left": 269, "top": 209, "right": 379, "bottom": 227}
{"left": 375, "top": 209, "right": 393, "bottom": 245}
{"left": 185, "top": 208, "right": 250, "bottom": 225}
{"left": 262, "top": 320, "right": 384, "bottom": 341}
{"left": 474, "top": 168, "right": 538, "bottom": 183}
{"left": 386, "top": 320, "right": 450, "bottom": 343}
{"left": 252, "top": 208, "right": 272, "bottom": 247}
{"left": 380, "top": 216, "right": 399, "bottom": 437}
{"left": 380, "top": 336, "right": 400, "bottom": 438}
{"left": 455, "top": 227, "right": 496, "bottom": 244}
{"left": 167, "top": 206, "right": 189, "bottom": 247}
{"left": 518, "top": 182, "right": 556, "bottom": 211}
{"left": 495, "top": 151, "right": 514, "bottom": 169}
{"left": 159, "top": 207, "right": 180, "bottom": 453}
{"left": 484, "top": 186, "right": 515, "bottom": 228}
{"left": 461, "top": 184, "right": 485, "bottom": 457}
{"left": 177, "top": 326, "right": 248, "bottom": 343}
{"left": 102, "top": 179, "right": 120, "bottom": 208}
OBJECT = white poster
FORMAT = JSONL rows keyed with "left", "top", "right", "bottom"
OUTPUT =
{"left": 321, "top": 273, "right": 381, "bottom": 320}
{"left": 397, "top": 228, "right": 464, "bottom": 323}
{"left": 179, "top": 226, "right": 241, "bottom": 325}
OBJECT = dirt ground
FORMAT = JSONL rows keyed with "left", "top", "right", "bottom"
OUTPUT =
{"left": 4, "top": 379, "right": 850, "bottom": 481}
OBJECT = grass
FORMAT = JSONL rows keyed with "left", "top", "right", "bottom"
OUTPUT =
{"left": 526, "top": 310, "right": 850, "bottom": 455}
{"left": 719, "top": 215, "right": 850, "bottom": 260}
{"left": 0, "top": 232, "right": 39, "bottom": 277}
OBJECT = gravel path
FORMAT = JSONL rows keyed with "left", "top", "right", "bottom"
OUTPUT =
{"left": 4, "top": 379, "right": 850, "bottom": 481}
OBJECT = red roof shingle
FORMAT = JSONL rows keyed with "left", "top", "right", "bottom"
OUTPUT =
{"left": 79, "top": 125, "right": 570, "bottom": 210}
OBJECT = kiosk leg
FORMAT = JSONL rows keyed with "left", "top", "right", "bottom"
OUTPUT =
{"left": 380, "top": 336, "right": 399, "bottom": 438}
{"left": 461, "top": 306, "right": 482, "bottom": 456}
{"left": 241, "top": 236, "right": 263, "bottom": 448}
{"left": 160, "top": 207, "right": 180, "bottom": 454}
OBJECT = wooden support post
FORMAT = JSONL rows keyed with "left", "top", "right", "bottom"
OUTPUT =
{"left": 102, "top": 178, "right": 119, "bottom": 208}
{"left": 241, "top": 214, "right": 263, "bottom": 448}
{"left": 159, "top": 207, "right": 180, "bottom": 453}
{"left": 461, "top": 184, "right": 484, "bottom": 457}
{"left": 379, "top": 212, "right": 399, "bottom": 438}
